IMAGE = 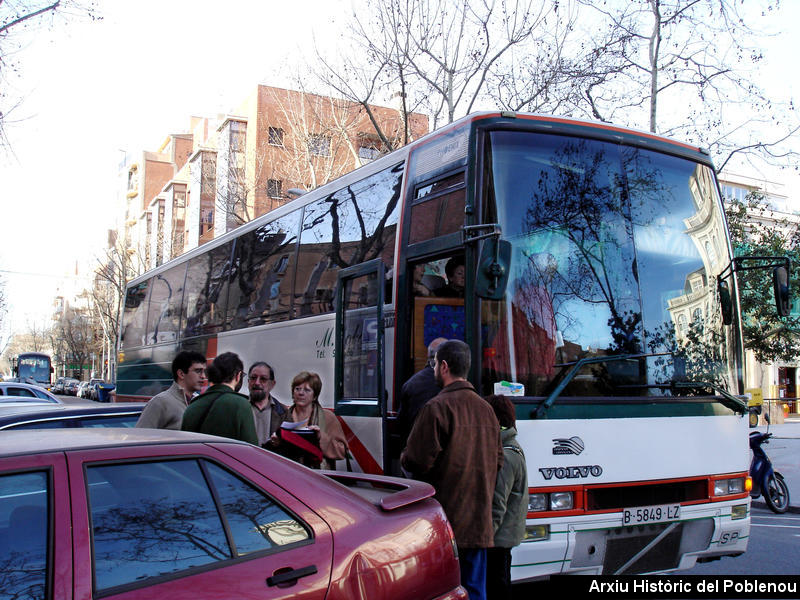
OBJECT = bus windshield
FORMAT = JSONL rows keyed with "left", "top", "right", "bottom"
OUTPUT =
{"left": 17, "top": 354, "right": 52, "bottom": 385}
{"left": 480, "top": 130, "right": 741, "bottom": 404}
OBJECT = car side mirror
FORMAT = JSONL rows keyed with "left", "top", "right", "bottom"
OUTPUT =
{"left": 475, "top": 238, "right": 511, "bottom": 300}
{"left": 773, "top": 266, "right": 790, "bottom": 317}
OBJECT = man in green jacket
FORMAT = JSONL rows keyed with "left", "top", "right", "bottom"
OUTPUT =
{"left": 181, "top": 352, "right": 258, "bottom": 445}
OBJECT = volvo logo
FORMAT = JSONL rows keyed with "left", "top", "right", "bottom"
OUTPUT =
{"left": 539, "top": 465, "right": 604, "bottom": 480}
{"left": 552, "top": 436, "right": 585, "bottom": 455}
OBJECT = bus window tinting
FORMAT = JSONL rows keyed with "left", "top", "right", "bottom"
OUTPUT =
{"left": 226, "top": 211, "right": 300, "bottom": 328}
{"left": 296, "top": 163, "right": 403, "bottom": 317}
{"left": 183, "top": 241, "right": 234, "bottom": 337}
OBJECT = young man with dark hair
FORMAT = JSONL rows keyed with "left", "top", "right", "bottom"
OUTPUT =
{"left": 401, "top": 339, "right": 502, "bottom": 600}
{"left": 247, "top": 361, "right": 288, "bottom": 446}
{"left": 135, "top": 350, "right": 207, "bottom": 430}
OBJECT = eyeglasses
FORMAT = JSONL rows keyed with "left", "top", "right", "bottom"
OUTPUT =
{"left": 246, "top": 374, "right": 273, "bottom": 383}
{"left": 190, "top": 368, "right": 207, "bottom": 376}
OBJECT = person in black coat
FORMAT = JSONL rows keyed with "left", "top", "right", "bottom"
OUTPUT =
{"left": 398, "top": 337, "right": 448, "bottom": 438}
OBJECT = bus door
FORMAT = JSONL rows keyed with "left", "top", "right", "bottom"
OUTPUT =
{"left": 334, "top": 259, "right": 387, "bottom": 474}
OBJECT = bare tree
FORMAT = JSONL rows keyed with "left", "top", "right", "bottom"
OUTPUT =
{"left": 0, "top": 0, "right": 99, "bottom": 148}
{"left": 54, "top": 302, "right": 96, "bottom": 380}
{"left": 575, "top": 0, "right": 799, "bottom": 172}
{"left": 311, "top": 0, "right": 558, "bottom": 135}
{"left": 91, "top": 231, "right": 145, "bottom": 378}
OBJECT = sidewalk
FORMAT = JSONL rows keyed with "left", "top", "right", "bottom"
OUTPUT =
{"left": 749, "top": 416, "right": 800, "bottom": 513}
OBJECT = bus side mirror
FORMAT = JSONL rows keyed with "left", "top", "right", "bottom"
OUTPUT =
{"left": 718, "top": 279, "right": 733, "bottom": 325}
{"left": 773, "top": 265, "right": 790, "bottom": 317}
{"left": 475, "top": 238, "right": 511, "bottom": 301}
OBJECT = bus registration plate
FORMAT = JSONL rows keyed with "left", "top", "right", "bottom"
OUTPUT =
{"left": 622, "top": 503, "right": 681, "bottom": 525}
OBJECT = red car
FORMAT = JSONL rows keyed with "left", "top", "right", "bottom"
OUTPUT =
{"left": 0, "top": 429, "right": 466, "bottom": 600}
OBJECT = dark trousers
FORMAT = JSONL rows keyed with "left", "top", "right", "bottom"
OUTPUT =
{"left": 486, "top": 547, "right": 512, "bottom": 600}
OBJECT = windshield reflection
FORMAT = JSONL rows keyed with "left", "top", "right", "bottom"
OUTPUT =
{"left": 480, "top": 130, "right": 740, "bottom": 401}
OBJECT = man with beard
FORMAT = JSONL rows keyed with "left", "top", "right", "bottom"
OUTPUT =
{"left": 247, "top": 361, "right": 288, "bottom": 447}
{"left": 401, "top": 339, "right": 502, "bottom": 600}
{"left": 181, "top": 352, "right": 258, "bottom": 444}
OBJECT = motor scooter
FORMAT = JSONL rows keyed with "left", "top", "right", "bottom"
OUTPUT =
{"left": 749, "top": 414, "right": 790, "bottom": 513}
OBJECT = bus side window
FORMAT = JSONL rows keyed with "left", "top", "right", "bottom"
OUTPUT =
{"left": 295, "top": 164, "right": 403, "bottom": 317}
{"left": 226, "top": 211, "right": 299, "bottom": 329}
{"left": 409, "top": 172, "right": 466, "bottom": 245}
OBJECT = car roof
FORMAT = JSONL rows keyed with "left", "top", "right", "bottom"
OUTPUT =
{"left": 0, "top": 402, "right": 145, "bottom": 420}
{"left": 0, "top": 427, "right": 236, "bottom": 458}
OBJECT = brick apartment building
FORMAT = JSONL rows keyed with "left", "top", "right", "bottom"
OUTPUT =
{"left": 120, "top": 85, "right": 428, "bottom": 271}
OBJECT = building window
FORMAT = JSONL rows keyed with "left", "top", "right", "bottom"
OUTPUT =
{"left": 307, "top": 134, "right": 331, "bottom": 157}
{"left": 268, "top": 127, "right": 284, "bottom": 147}
{"left": 267, "top": 179, "right": 282, "bottom": 199}
{"left": 358, "top": 145, "right": 381, "bottom": 164}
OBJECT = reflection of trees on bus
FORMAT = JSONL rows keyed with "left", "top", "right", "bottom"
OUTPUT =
{"left": 480, "top": 131, "right": 734, "bottom": 398}
{"left": 120, "top": 162, "right": 404, "bottom": 357}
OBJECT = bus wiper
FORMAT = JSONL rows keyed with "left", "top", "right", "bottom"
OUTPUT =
{"left": 534, "top": 354, "right": 748, "bottom": 418}
{"left": 535, "top": 354, "right": 646, "bottom": 418}
{"left": 670, "top": 381, "right": 748, "bottom": 414}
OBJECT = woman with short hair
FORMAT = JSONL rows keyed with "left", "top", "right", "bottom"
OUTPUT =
{"left": 272, "top": 371, "right": 347, "bottom": 469}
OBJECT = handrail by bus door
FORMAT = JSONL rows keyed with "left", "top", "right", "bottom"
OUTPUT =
{"left": 334, "top": 259, "right": 387, "bottom": 473}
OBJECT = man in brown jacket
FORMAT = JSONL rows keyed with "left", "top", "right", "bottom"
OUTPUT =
{"left": 401, "top": 339, "right": 503, "bottom": 600}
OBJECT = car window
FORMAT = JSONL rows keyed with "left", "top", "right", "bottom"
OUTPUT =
{"left": 78, "top": 415, "right": 139, "bottom": 428}
{"left": 87, "top": 458, "right": 310, "bottom": 592}
{"left": 204, "top": 461, "right": 310, "bottom": 555}
{"left": 6, "top": 387, "right": 36, "bottom": 398}
{"left": 88, "top": 459, "right": 230, "bottom": 590}
{"left": 0, "top": 471, "right": 49, "bottom": 600}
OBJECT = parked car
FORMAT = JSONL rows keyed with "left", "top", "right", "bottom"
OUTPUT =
{"left": 0, "top": 429, "right": 466, "bottom": 600}
{"left": 52, "top": 377, "right": 66, "bottom": 394}
{"left": 0, "top": 403, "right": 145, "bottom": 430}
{"left": 65, "top": 380, "right": 80, "bottom": 396}
{"left": 84, "top": 378, "right": 104, "bottom": 400}
{"left": 76, "top": 381, "right": 93, "bottom": 398}
{"left": 0, "top": 382, "right": 61, "bottom": 403}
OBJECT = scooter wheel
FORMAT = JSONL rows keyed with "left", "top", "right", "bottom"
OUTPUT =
{"left": 764, "top": 473, "right": 790, "bottom": 514}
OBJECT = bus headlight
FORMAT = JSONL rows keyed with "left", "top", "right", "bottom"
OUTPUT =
{"left": 714, "top": 477, "right": 746, "bottom": 496}
{"left": 528, "top": 491, "right": 575, "bottom": 512}
{"left": 550, "top": 492, "right": 574, "bottom": 510}
{"left": 529, "top": 493, "right": 548, "bottom": 512}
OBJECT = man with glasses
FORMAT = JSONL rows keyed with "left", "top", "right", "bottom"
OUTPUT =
{"left": 136, "top": 351, "right": 207, "bottom": 430}
{"left": 247, "top": 362, "right": 288, "bottom": 446}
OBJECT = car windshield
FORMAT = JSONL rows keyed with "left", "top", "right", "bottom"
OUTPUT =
{"left": 479, "top": 130, "right": 742, "bottom": 405}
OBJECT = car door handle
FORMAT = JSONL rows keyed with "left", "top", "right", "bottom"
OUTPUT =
{"left": 267, "top": 565, "right": 318, "bottom": 587}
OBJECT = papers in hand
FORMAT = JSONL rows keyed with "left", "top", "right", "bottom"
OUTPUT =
{"left": 280, "top": 419, "right": 310, "bottom": 431}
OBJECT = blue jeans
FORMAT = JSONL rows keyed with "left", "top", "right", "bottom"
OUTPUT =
{"left": 459, "top": 547, "right": 487, "bottom": 600}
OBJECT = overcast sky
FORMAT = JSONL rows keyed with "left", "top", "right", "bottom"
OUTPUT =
{"left": 0, "top": 0, "right": 798, "bottom": 341}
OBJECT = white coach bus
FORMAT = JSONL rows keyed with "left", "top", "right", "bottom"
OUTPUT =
{"left": 118, "top": 112, "right": 789, "bottom": 578}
